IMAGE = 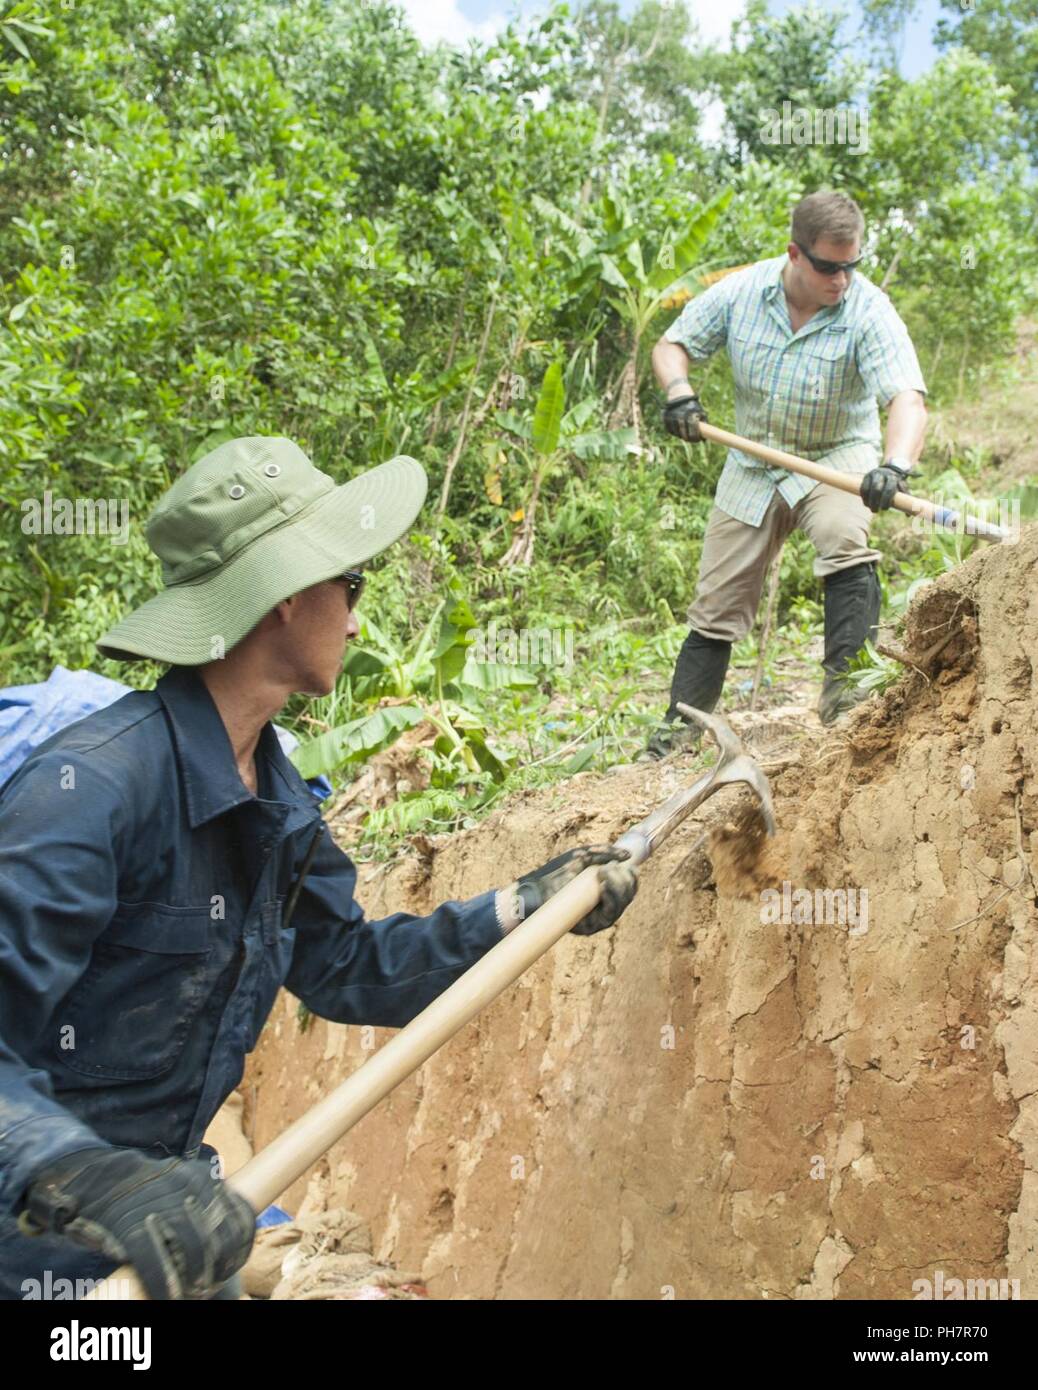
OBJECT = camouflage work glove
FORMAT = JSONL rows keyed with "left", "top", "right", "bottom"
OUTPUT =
{"left": 494, "top": 844, "right": 638, "bottom": 937}
{"left": 23, "top": 1146, "right": 255, "bottom": 1300}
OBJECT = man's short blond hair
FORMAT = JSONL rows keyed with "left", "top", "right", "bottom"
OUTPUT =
{"left": 791, "top": 191, "right": 864, "bottom": 249}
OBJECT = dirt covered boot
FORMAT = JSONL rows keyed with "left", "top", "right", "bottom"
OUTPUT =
{"left": 639, "top": 630, "right": 732, "bottom": 761}
{"left": 818, "top": 561, "right": 882, "bottom": 726}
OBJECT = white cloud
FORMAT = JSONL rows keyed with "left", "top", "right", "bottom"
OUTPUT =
{"left": 687, "top": 0, "right": 748, "bottom": 50}
{"left": 398, "top": 0, "right": 507, "bottom": 47}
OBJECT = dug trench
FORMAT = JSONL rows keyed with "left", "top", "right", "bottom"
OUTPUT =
{"left": 233, "top": 524, "right": 1037, "bottom": 1299}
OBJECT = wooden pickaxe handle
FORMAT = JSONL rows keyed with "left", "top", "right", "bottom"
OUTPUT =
{"left": 85, "top": 716, "right": 776, "bottom": 1302}
{"left": 83, "top": 864, "right": 614, "bottom": 1300}
{"left": 697, "top": 421, "right": 1008, "bottom": 544}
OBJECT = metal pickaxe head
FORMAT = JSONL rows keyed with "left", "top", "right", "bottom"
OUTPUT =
{"left": 615, "top": 706, "right": 775, "bottom": 864}
{"left": 675, "top": 703, "right": 776, "bottom": 836}
{"left": 673, "top": 704, "right": 744, "bottom": 761}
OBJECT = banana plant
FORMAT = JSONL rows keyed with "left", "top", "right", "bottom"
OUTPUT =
{"left": 533, "top": 185, "right": 734, "bottom": 446}
{"left": 495, "top": 392, "right": 637, "bottom": 464}
{"left": 497, "top": 359, "right": 563, "bottom": 568}
{"left": 290, "top": 587, "right": 535, "bottom": 783}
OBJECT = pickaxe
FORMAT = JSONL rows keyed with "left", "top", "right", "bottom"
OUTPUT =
{"left": 697, "top": 421, "right": 1010, "bottom": 544}
{"left": 86, "top": 707, "right": 774, "bottom": 1299}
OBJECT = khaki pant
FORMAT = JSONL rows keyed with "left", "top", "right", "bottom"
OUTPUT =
{"left": 688, "top": 482, "right": 881, "bottom": 643}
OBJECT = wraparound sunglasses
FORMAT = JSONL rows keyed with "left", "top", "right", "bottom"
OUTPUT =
{"left": 795, "top": 242, "right": 864, "bottom": 276}
{"left": 333, "top": 569, "right": 366, "bottom": 611}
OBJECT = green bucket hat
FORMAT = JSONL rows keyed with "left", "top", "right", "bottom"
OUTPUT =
{"left": 97, "top": 436, "right": 428, "bottom": 664}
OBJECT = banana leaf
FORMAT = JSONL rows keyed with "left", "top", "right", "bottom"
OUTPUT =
{"left": 568, "top": 426, "right": 638, "bottom": 461}
{"left": 290, "top": 704, "right": 425, "bottom": 779}
{"left": 531, "top": 360, "right": 565, "bottom": 457}
{"left": 452, "top": 657, "right": 537, "bottom": 691}
{"left": 647, "top": 187, "right": 734, "bottom": 292}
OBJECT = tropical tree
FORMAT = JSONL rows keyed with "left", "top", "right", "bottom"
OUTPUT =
{"left": 936, "top": 0, "right": 1038, "bottom": 159}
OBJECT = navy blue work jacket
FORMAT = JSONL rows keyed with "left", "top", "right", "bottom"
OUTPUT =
{"left": 0, "top": 666, "right": 501, "bottom": 1237}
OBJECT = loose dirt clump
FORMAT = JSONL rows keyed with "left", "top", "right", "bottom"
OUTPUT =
{"left": 242, "top": 1209, "right": 428, "bottom": 1300}
{"left": 708, "top": 802, "right": 786, "bottom": 900}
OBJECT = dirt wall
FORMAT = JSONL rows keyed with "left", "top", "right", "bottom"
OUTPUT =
{"left": 244, "top": 525, "right": 1038, "bottom": 1299}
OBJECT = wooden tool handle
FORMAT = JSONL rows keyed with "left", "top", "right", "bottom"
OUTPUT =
{"left": 84, "top": 866, "right": 609, "bottom": 1300}
{"left": 698, "top": 422, "right": 1007, "bottom": 543}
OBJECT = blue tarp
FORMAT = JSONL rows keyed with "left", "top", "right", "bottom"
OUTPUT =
{"left": 0, "top": 665, "right": 332, "bottom": 800}
{"left": 255, "top": 1204, "right": 293, "bottom": 1229}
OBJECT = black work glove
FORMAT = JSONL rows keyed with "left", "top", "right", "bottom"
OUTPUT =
{"left": 516, "top": 844, "right": 638, "bottom": 936}
{"left": 22, "top": 1146, "right": 255, "bottom": 1300}
{"left": 860, "top": 462, "right": 912, "bottom": 512}
{"left": 662, "top": 392, "right": 708, "bottom": 443}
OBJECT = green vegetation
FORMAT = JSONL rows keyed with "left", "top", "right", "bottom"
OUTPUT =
{"left": 2, "top": 1, "right": 1036, "bottom": 852}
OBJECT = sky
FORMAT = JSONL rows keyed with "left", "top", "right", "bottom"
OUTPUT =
{"left": 399, "top": 0, "right": 945, "bottom": 78}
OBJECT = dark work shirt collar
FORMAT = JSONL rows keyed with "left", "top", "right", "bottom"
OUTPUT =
{"left": 155, "top": 666, "right": 317, "bottom": 830}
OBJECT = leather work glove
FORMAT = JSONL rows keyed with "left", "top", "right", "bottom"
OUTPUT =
{"left": 662, "top": 392, "right": 708, "bottom": 443}
{"left": 860, "top": 461, "right": 912, "bottom": 512}
{"left": 22, "top": 1146, "right": 255, "bottom": 1300}
{"left": 510, "top": 844, "right": 638, "bottom": 936}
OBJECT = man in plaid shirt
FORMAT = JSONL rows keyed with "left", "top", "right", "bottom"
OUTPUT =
{"left": 642, "top": 190, "right": 928, "bottom": 759}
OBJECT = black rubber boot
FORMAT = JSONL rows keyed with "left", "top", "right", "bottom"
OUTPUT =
{"left": 641, "top": 630, "right": 732, "bottom": 760}
{"left": 818, "top": 562, "right": 882, "bottom": 726}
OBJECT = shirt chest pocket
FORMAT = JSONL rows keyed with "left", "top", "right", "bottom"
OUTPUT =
{"left": 731, "top": 332, "right": 785, "bottom": 394}
{"left": 58, "top": 904, "right": 216, "bottom": 1081}
{"left": 801, "top": 332, "right": 852, "bottom": 401}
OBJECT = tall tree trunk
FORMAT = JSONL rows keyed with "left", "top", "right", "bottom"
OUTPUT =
{"left": 608, "top": 333, "right": 643, "bottom": 451}
{"left": 428, "top": 277, "right": 470, "bottom": 444}
{"left": 577, "top": 12, "right": 661, "bottom": 212}
{"left": 957, "top": 328, "right": 970, "bottom": 399}
{"left": 879, "top": 233, "right": 909, "bottom": 292}
{"left": 929, "top": 334, "right": 944, "bottom": 381}
{"left": 579, "top": 47, "right": 625, "bottom": 211}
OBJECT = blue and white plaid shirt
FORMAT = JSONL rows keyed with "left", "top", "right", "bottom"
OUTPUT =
{"left": 664, "top": 255, "right": 928, "bottom": 527}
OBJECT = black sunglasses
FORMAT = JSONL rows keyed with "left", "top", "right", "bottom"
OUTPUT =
{"left": 333, "top": 569, "right": 366, "bottom": 611}
{"left": 795, "top": 242, "right": 863, "bottom": 276}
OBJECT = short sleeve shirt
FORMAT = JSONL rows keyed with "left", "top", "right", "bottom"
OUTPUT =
{"left": 664, "top": 255, "right": 927, "bottom": 527}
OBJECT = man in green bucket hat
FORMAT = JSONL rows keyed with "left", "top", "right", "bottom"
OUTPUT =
{"left": 0, "top": 437, "right": 637, "bottom": 1301}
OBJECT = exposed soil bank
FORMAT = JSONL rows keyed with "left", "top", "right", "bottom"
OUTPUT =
{"left": 243, "top": 525, "right": 1038, "bottom": 1299}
